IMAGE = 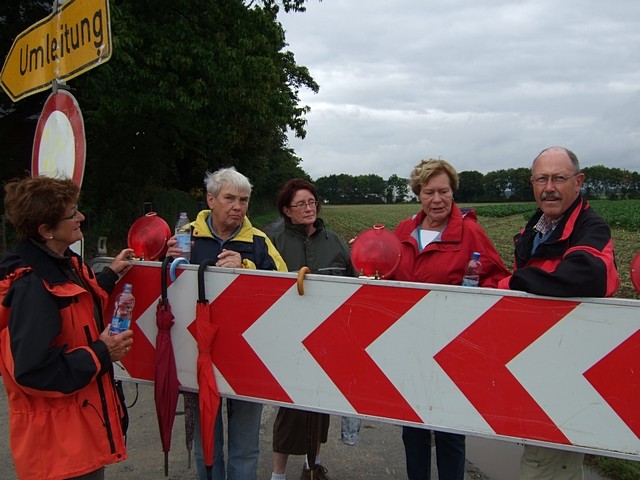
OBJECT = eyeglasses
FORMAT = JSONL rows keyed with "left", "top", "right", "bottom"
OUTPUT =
{"left": 531, "top": 173, "right": 580, "bottom": 186}
{"left": 289, "top": 200, "right": 318, "bottom": 209}
{"left": 60, "top": 205, "right": 80, "bottom": 221}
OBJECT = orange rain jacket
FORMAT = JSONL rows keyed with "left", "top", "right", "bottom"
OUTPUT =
{"left": 0, "top": 240, "right": 127, "bottom": 480}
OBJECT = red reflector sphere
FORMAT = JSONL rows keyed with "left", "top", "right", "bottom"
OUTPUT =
{"left": 127, "top": 212, "right": 171, "bottom": 261}
{"left": 351, "top": 224, "right": 402, "bottom": 279}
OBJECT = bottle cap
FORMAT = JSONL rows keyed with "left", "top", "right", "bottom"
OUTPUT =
{"left": 123, "top": 283, "right": 133, "bottom": 292}
{"left": 472, "top": 252, "right": 481, "bottom": 259}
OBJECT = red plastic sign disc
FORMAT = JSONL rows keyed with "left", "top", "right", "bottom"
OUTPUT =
{"left": 32, "top": 89, "right": 86, "bottom": 187}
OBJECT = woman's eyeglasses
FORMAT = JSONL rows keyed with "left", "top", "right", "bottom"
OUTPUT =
{"left": 289, "top": 200, "right": 318, "bottom": 209}
{"left": 60, "top": 205, "right": 80, "bottom": 221}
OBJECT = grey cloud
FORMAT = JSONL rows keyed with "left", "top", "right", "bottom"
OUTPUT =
{"left": 281, "top": 1, "right": 640, "bottom": 179}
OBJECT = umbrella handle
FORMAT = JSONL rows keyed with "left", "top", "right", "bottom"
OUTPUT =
{"left": 169, "top": 257, "right": 190, "bottom": 281}
{"left": 297, "top": 266, "right": 311, "bottom": 295}
{"left": 161, "top": 256, "right": 174, "bottom": 301}
{"left": 198, "top": 259, "right": 218, "bottom": 302}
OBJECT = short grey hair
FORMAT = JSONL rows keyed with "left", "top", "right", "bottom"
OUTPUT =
{"left": 531, "top": 147, "right": 580, "bottom": 174}
{"left": 204, "top": 167, "right": 253, "bottom": 197}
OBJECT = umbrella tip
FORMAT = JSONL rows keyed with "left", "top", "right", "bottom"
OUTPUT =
{"left": 164, "top": 452, "right": 169, "bottom": 476}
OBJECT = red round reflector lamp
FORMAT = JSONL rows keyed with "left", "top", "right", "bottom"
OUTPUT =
{"left": 350, "top": 224, "right": 402, "bottom": 279}
{"left": 127, "top": 212, "right": 171, "bottom": 261}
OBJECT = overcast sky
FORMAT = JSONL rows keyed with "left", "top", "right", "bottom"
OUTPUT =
{"left": 277, "top": 1, "right": 640, "bottom": 180}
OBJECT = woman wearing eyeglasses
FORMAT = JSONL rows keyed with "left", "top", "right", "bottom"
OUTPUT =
{"left": 391, "top": 159, "right": 510, "bottom": 480}
{"left": 0, "top": 176, "right": 134, "bottom": 480}
{"left": 269, "top": 178, "right": 356, "bottom": 480}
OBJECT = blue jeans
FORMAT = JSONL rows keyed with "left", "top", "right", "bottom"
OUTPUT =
{"left": 402, "top": 426, "right": 466, "bottom": 480}
{"left": 193, "top": 398, "right": 263, "bottom": 480}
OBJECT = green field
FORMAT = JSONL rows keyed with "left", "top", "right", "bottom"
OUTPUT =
{"left": 309, "top": 200, "right": 640, "bottom": 300}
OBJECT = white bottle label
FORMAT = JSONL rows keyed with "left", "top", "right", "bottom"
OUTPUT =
{"left": 176, "top": 232, "right": 191, "bottom": 253}
{"left": 462, "top": 277, "right": 479, "bottom": 287}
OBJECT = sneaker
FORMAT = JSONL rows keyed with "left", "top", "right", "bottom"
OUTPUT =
{"left": 300, "top": 464, "right": 331, "bottom": 480}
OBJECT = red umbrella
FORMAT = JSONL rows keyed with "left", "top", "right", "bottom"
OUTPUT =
{"left": 154, "top": 256, "right": 181, "bottom": 476}
{"left": 196, "top": 259, "right": 221, "bottom": 480}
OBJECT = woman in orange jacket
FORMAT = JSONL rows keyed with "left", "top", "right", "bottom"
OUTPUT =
{"left": 0, "top": 176, "right": 134, "bottom": 480}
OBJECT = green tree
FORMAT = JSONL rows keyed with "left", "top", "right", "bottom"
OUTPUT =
{"left": 506, "top": 167, "right": 533, "bottom": 202}
{"left": 0, "top": 0, "right": 319, "bottom": 240}
{"left": 457, "top": 171, "right": 484, "bottom": 203}
{"left": 355, "top": 174, "right": 385, "bottom": 203}
{"left": 482, "top": 170, "right": 509, "bottom": 201}
{"left": 583, "top": 165, "right": 613, "bottom": 198}
{"left": 315, "top": 175, "right": 340, "bottom": 203}
{"left": 386, "top": 174, "right": 410, "bottom": 203}
{"left": 316, "top": 174, "right": 359, "bottom": 204}
{"left": 620, "top": 170, "right": 640, "bottom": 199}
{"left": 0, "top": 1, "right": 51, "bottom": 184}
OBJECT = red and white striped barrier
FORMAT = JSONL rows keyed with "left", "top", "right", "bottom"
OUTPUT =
{"left": 111, "top": 261, "right": 640, "bottom": 460}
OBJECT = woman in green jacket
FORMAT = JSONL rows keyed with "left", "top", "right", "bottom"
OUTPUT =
{"left": 269, "top": 179, "right": 356, "bottom": 480}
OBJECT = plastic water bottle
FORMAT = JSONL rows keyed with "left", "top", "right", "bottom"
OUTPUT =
{"left": 462, "top": 252, "right": 482, "bottom": 287}
{"left": 109, "top": 283, "right": 135, "bottom": 336}
{"left": 175, "top": 212, "right": 191, "bottom": 260}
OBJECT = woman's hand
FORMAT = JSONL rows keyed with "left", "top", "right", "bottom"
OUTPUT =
{"left": 99, "top": 326, "right": 134, "bottom": 362}
{"left": 108, "top": 248, "right": 135, "bottom": 276}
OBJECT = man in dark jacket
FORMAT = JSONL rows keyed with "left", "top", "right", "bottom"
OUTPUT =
{"left": 498, "top": 146, "right": 620, "bottom": 479}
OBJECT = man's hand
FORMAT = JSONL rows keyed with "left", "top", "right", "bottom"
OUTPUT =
{"left": 165, "top": 235, "right": 190, "bottom": 258}
{"left": 216, "top": 249, "right": 243, "bottom": 268}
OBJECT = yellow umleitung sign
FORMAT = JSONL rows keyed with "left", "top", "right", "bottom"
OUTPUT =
{"left": 0, "top": 0, "right": 111, "bottom": 102}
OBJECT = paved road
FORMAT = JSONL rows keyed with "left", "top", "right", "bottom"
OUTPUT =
{"left": 1, "top": 378, "right": 609, "bottom": 479}
{"left": 1, "top": 379, "right": 492, "bottom": 479}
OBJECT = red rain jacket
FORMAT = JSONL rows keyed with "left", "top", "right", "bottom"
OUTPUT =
{"left": 392, "top": 204, "right": 509, "bottom": 287}
{"left": 497, "top": 196, "right": 620, "bottom": 297}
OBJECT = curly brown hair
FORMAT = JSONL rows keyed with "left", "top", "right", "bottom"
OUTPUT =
{"left": 4, "top": 176, "right": 79, "bottom": 242}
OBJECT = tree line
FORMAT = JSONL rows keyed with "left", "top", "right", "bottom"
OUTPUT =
{"left": 1, "top": 1, "right": 638, "bottom": 249}
{"left": 314, "top": 166, "right": 640, "bottom": 204}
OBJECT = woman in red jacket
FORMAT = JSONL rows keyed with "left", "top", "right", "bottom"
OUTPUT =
{"left": 392, "top": 159, "right": 509, "bottom": 480}
{"left": 0, "top": 176, "right": 134, "bottom": 480}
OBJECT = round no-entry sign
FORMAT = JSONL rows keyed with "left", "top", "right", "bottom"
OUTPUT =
{"left": 32, "top": 89, "right": 86, "bottom": 187}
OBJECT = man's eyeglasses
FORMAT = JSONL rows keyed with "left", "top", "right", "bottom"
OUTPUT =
{"left": 60, "top": 205, "right": 80, "bottom": 221}
{"left": 531, "top": 173, "right": 580, "bottom": 186}
{"left": 289, "top": 200, "right": 318, "bottom": 209}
